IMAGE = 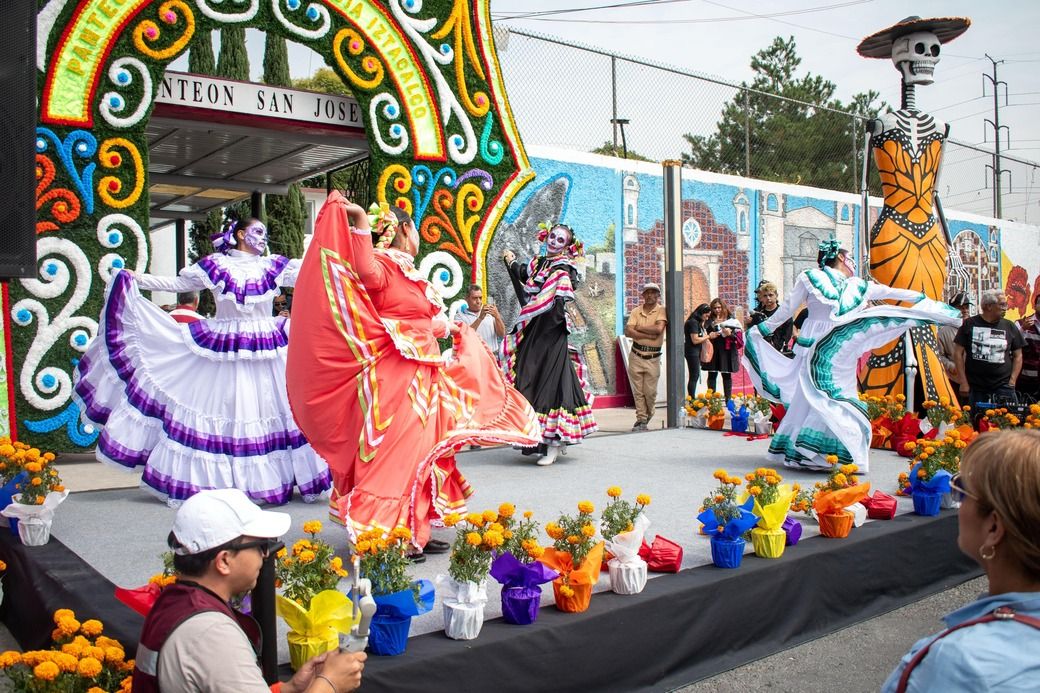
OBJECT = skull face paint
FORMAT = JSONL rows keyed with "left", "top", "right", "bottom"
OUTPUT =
{"left": 242, "top": 221, "right": 268, "bottom": 255}
{"left": 891, "top": 30, "right": 941, "bottom": 86}
{"left": 841, "top": 252, "right": 858, "bottom": 277}
{"left": 546, "top": 225, "right": 572, "bottom": 255}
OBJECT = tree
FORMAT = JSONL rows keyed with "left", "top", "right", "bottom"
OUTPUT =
{"left": 590, "top": 141, "right": 654, "bottom": 162}
{"left": 263, "top": 32, "right": 290, "bottom": 86}
{"left": 682, "top": 36, "right": 883, "bottom": 194}
{"left": 293, "top": 67, "right": 352, "bottom": 97}
{"left": 216, "top": 26, "right": 249, "bottom": 81}
{"left": 188, "top": 30, "right": 215, "bottom": 74}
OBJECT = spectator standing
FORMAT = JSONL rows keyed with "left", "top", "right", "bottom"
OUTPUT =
{"left": 170, "top": 291, "right": 204, "bottom": 324}
{"left": 746, "top": 281, "right": 793, "bottom": 357}
{"left": 455, "top": 284, "right": 505, "bottom": 353}
{"left": 272, "top": 292, "right": 291, "bottom": 318}
{"left": 683, "top": 303, "right": 712, "bottom": 399}
{"left": 624, "top": 283, "right": 667, "bottom": 431}
{"left": 936, "top": 292, "right": 971, "bottom": 391}
{"left": 705, "top": 298, "right": 740, "bottom": 400}
{"left": 1017, "top": 293, "right": 1040, "bottom": 401}
{"left": 133, "top": 488, "right": 366, "bottom": 693}
{"left": 954, "top": 290, "right": 1025, "bottom": 410}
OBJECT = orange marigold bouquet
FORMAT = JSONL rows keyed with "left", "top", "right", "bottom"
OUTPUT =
{"left": 813, "top": 455, "right": 871, "bottom": 538}
{"left": 8, "top": 445, "right": 64, "bottom": 505}
{"left": 354, "top": 526, "right": 418, "bottom": 599}
{"left": 600, "top": 486, "right": 651, "bottom": 541}
{"left": 981, "top": 407, "right": 1021, "bottom": 430}
{"left": 0, "top": 609, "right": 134, "bottom": 692}
{"left": 442, "top": 509, "right": 504, "bottom": 584}
{"left": 496, "top": 504, "right": 546, "bottom": 563}
{"left": 1025, "top": 403, "right": 1040, "bottom": 429}
{"left": 275, "top": 520, "right": 348, "bottom": 607}
{"left": 898, "top": 427, "right": 973, "bottom": 496}
{"left": 540, "top": 501, "right": 605, "bottom": 611}
{"left": 790, "top": 483, "right": 815, "bottom": 518}
{"left": 921, "top": 398, "right": 969, "bottom": 430}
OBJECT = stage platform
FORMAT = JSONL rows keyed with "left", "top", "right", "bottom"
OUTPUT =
{"left": 0, "top": 428, "right": 979, "bottom": 691}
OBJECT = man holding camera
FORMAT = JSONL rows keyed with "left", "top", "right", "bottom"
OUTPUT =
{"left": 455, "top": 284, "right": 505, "bottom": 353}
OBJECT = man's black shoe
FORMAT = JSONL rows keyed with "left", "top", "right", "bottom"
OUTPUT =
{"left": 406, "top": 551, "right": 426, "bottom": 564}
{"left": 424, "top": 539, "right": 451, "bottom": 554}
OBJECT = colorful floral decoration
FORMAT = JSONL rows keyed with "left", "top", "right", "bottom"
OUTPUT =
{"left": 16, "top": 0, "right": 532, "bottom": 451}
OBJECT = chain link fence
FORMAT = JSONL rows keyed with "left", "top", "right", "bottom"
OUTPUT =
{"left": 496, "top": 28, "right": 1040, "bottom": 221}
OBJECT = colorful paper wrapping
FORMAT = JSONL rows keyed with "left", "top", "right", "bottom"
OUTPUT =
{"left": 909, "top": 465, "right": 952, "bottom": 495}
{"left": 1, "top": 490, "right": 69, "bottom": 545}
{"left": 817, "top": 511, "right": 854, "bottom": 538}
{"left": 114, "top": 584, "right": 163, "bottom": 617}
{"left": 727, "top": 402, "right": 750, "bottom": 433}
{"left": 707, "top": 413, "right": 726, "bottom": 430}
{"left": 637, "top": 535, "right": 684, "bottom": 572}
{"left": 750, "top": 528, "right": 786, "bottom": 558}
{"left": 688, "top": 408, "right": 708, "bottom": 428}
{"left": 489, "top": 551, "right": 559, "bottom": 625}
{"left": 276, "top": 590, "right": 359, "bottom": 670}
{"left": 890, "top": 413, "right": 922, "bottom": 458}
{"left": 435, "top": 576, "right": 488, "bottom": 640}
{"left": 861, "top": 491, "right": 898, "bottom": 520}
{"left": 769, "top": 403, "right": 786, "bottom": 425}
{"left": 539, "top": 542, "right": 605, "bottom": 613}
{"left": 709, "top": 536, "right": 746, "bottom": 568}
{"left": 781, "top": 517, "right": 802, "bottom": 546}
{"left": 697, "top": 497, "right": 758, "bottom": 541}
{"left": 844, "top": 502, "right": 867, "bottom": 527}
{"left": 749, "top": 486, "right": 795, "bottom": 532}
{"left": 368, "top": 580, "right": 435, "bottom": 656}
{"left": 751, "top": 411, "right": 773, "bottom": 435}
{"left": 0, "top": 472, "right": 28, "bottom": 527}
{"left": 605, "top": 514, "right": 650, "bottom": 595}
{"left": 870, "top": 417, "right": 893, "bottom": 449}
{"left": 813, "top": 483, "right": 871, "bottom": 517}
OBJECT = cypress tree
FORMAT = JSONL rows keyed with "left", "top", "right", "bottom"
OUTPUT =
{"left": 188, "top": 30, "right": 215, "bottom": 74}
{"left": 263, "top": 33, "right": 291, "bottom": 86}
{"left": 216, "top": 26, "right": 249, "bottom": 81}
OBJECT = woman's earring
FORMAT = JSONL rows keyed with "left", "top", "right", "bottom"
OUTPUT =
{"left": 978, "top": 544, "right": 996, "bottom": 561}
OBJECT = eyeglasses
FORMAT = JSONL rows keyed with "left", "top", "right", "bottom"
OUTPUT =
{"left": 948, "top": 473, "right": 978, "bottom": 503}
{"left": 228, "top": 538, "right": 283, "bottom": 558}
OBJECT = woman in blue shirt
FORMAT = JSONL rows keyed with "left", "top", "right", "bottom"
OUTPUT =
{"left": 883, "top": 429, "right": 1040, "bottom": 692}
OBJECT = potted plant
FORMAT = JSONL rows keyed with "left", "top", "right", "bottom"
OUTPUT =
{"left": 600, "top": 487, "right": 651, "bottom": 594}
{"left": 683, "top": 395, "right": 708, "bottom": 428}
{"left": 702, "top": 390, "right": 727, "bottom": 430}
{"left": 902, "top": 430, "right": 970, "bottom": 516}
{"left": 0, "top": 608, "right": 135, "bottom": 692}
{"left": 980, "top": 407, "right": 1021, "bottom": 431}
{"left": 744, "top": 468, "right": 794, "bottom": 559}
{"left": 437, "top": 509, "right": 503, "bottom": 640}
{"left": 0, "top": 448, "right": 67, "bottom": 546}
{"left": 539, "top": 501, "right": 604, "bottom": 613}
{"left": 745, "top": 395, "right": 774, "bottom": 435}
{"left": 490, "top": 504, "right": 557, "bottom": 625}
{"left": 697, "top": 469, "right": 757, "bottom": 568}
{"left": 354, "top": 526, "right": 434, "bottom": 655}
{"left": 274, "top": 520, "right": 353, "bottom": 668}
{"left": 813, "top": 455, "right": 870, "bottom": 537}
{"left": 920, "top": 397, "right": 968, "bottom": 438}
{"left": 0, "top": 438, "right": 30, "bottom": 527}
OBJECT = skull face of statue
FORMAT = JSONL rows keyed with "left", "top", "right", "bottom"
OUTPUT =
{"left": 891, "top": 31, "right": 941, "bottom": 86}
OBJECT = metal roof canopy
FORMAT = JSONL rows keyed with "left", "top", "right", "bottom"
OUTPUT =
{"left": 146, "top": 72, "right": 368, "bottom": 229}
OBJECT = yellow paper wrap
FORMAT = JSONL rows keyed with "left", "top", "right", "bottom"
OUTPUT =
{"left": 276, "top": 590, "right": 359, "bottom": 670}
{"left": 744, "top": 485, "right": 795, "bottom": 531}
{"left": 813, "top": 483, "right": 871, "bottom": 517}
{"left": 751, "top": 527, "right": 786, "bottom": 558}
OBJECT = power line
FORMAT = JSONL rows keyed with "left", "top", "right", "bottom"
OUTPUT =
{"left": 494, "top": 0, "right": 695, "bottom": 21}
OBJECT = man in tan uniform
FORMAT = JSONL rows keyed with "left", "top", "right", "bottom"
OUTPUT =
{"left": 625, "top": 283, "right": 667, "bottom": 431}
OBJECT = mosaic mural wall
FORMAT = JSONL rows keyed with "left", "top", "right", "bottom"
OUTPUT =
{"left": 498, "top": 145, "right": 1040, "bottom": 396}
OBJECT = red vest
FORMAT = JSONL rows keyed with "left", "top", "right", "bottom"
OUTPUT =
{"left": 131, "top": 581, "right": 262, "bottom": 693}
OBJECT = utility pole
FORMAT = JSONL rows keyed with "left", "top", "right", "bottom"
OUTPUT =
{"left": 983, "top": 54, "right": 1010, "bottom": 218}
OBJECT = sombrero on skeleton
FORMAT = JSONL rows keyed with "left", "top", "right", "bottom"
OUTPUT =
{"left": 857, "top": 16, "right": 970, "bottom": 59}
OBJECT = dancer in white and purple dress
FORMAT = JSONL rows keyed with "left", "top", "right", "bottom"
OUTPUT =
{"left": 74, "top": 218, "right": 331, "bottom": 505}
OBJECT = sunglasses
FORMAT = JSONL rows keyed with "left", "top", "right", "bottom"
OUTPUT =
{"left": 228, "top": 538, "right": 284, "bottom": 558}
{"left": 948, "top": 473, "right": 978, "bottom": 503}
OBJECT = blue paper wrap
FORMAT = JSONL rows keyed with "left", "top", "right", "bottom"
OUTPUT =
{"left": 727, "top": 401, "right": 750, "bottom": 433}
{"left": 367, "top": 579, "right": 435, "bottom": 656}
{"left": 697, "top": 497, "right": 757, "bottom": 540}
{"left": 1, "top": 472, "right": 28, "bottom": 535}
{"left": 909, "top": 465, "right": 952, "bottom": 495}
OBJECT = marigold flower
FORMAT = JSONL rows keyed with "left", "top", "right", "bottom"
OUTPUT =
{"left": 748, "top": 486, "right": 762, "bottom": 496}
{"left": 825, "top": 455, "right": 838, "bottom": 465}
{"left": 442, "top": 513, "right": 460, "bottom": 527}
{"left": 331, "top": 556, "right": 343, "bottom": 571}
{"left": 714, "top": 494, "right": 724, "bottom": 503}
{"left": 52, "top": 484, "right": 65, "bottom": 492}
{"left": 78, "top": 656, "right": 103, "bottom": 677}
{"left": 712, "top": 468, "right": 726, "bottom": 480}
{"left": 636, "top": 494, "right": 651, "bottom": 506}
{"left": 523, "top": 510, "right": 533, "bottom": 519}
{"left": 88, "top": 688, "right": 107, "bottom": 693}
{"left": 0, "top": 651, "right": 22, "bottom": 668}
{"left": 606, "top": 486, "right": 622, "bottom": 498}
{"left": 917, "top": 468, "right": 927, "bottom": 478}
{"left": 391, "top": 526, "right": 412, "bottom": 542}
{"left": 503, "top": 529, "right": 513, "bottom": 539}
{"left": 34, "top": 661, "right": 60, "bottom": 681}
{"left": 498, "top": 503, "right": 515, "bottom": 518}
{"left": 298, "top": 550, "right": 316, "bottom": 564}
{"left": 488, "top": 522, "right": 504, "bottom": 534}
{"left": 465, "top": 512, "right": 485, "bottom": 527}
{"left": 581, "top": 524, "right": 596, "bottom": 537}
{"left": 483, "top": 530, "right": 504, "bottom": 548}
{"left": 355, "top": 540, "right": 371, "bottom": 554}
{"left": 545, "top": 523, "right": 564, "bottom": 540}
{"left": 482, "top": 510, "right": 498, "bottom": 523}
{"left": 0, "top": 560, "right": 5, "bottom": 572}
{"left": 526, "top": 544, "right": 544, "bottom": 559}
{"left": 302, "top": 520, "right": 323, "bottom": 535}
{"left": 566, "top": 535, "right": 581, "bottom": 544}
{"left": 80, "top": 619, "right": 103, "bottom": 637}
{"left": 57, "top": 617, "right": 80, "bottom": 636}
{"left": 24, "top": 462, "right": 42, "bottom": 473}
{"left": 559, "top": 585, "right": 575, "bottom": 598}
{"left": 577, "top": 500, "right": 594, "bottom": 514}
{"left": 466, "top": 532, "right": 482, "bottom": 547}
{"left": 53, "top": 652, "right": 78, "bottom": 672}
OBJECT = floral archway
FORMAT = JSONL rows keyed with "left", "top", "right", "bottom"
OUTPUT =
{"left": 11, "top": 0, "right": 532, "bottom": 451}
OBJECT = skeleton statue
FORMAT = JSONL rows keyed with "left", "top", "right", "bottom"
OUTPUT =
{"left": 856, "top": 16, "right": 971, "bottom": 409}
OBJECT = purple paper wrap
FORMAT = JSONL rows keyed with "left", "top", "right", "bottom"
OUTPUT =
{"left": 490, "top": 552, "right": 559, "bottom": 588}
{"left": 501, "top": 586, "right": 542, "bottom": 625}
{"left": 781, "top": 516, "right": 802, "bottom": 546}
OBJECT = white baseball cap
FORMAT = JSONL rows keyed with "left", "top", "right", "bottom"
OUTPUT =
{"left": 171, "top": 489, "right": 291, "bottom": 555}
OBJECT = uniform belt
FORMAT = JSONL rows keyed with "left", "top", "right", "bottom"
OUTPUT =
{"left": 632, "top": 349, "right": 661, "bottom": 359}
{"left": 632, "top": 343, "right": 662, "bottom": 354}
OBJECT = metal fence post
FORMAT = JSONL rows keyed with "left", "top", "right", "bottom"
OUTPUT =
{"left": 663, "top": 160, "right": 684, "bottom": 428}
{"left": 743, "top": 88, "right": 751, "bottom": 177}
{"left": 612, "top": 56, "right": 619, "bottom": 149}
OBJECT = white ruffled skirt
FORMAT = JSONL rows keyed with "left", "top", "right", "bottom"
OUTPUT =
{"left": 74, "top": 272, "right": 330, "bottom": 504}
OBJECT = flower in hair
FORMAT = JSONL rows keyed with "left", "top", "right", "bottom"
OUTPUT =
{"left": 368, "top": 202, "right": 398, "bottom": 250}
{"left": 210, "top": 220, "right": 239, "bottom": 254}
{"left": 818, "top": 238, "right": 840, "bottom": 264}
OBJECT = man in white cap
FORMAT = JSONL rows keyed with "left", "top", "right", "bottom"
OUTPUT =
{"left": 624, "top": 282, "right": 667, "bottom": 431}
{"left": 132, "top": 489, "right": 365, "bottom": 693}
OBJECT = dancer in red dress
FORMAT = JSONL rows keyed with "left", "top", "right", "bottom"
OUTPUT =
{"left": 286, "top": 193, "right": 540, "bottom": 549}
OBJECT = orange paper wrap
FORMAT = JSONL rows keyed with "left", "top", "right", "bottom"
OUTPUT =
{"left": 539, "top": 542, "right": 605, "bottom": 613}
{"left": 813, "top": 483, "right": 871, "bottom": 517}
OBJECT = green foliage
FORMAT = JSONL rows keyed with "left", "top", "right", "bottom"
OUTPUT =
{"left": 682, "top": 36, "right": 884, "bottom": 193}
{"left": 293, "top": 67, "right": 353, "bottom": 97}
{"left": 263, "top": 33, "right": 291, "bottom": 87}
{"left": 266, "top": 184, "right": 306, "bottom": 259}
{"left": 590, "top": 141, "right": 654, "bottom": 162}
{"left": 188, "top": 29, "right": 215, "bottom": 74}
{"left": 216, "top": 26, "right": 249, "bottom": 81}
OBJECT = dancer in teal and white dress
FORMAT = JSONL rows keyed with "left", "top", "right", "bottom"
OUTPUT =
{"left": 742, "top": 240, "right": 960, "bottom": 472}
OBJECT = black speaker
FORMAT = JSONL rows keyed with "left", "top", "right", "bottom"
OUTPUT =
{"left": 0, "top": 4, "right": 37, "bottom": 279}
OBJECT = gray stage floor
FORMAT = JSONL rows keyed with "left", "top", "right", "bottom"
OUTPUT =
{"left": 51, "top": 428, "right": 916, "bottom": 662}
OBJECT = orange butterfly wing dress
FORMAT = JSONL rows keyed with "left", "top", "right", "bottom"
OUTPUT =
{"left": 860, "top": 128, "right": 958, "bottom": 405}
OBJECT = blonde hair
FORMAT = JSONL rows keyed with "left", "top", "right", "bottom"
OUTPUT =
{"left": 961, "top": 429, "right": 1040, "bottom": 579}
{"left": 756, "top": 281, "right": 778, "bottom": 296}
